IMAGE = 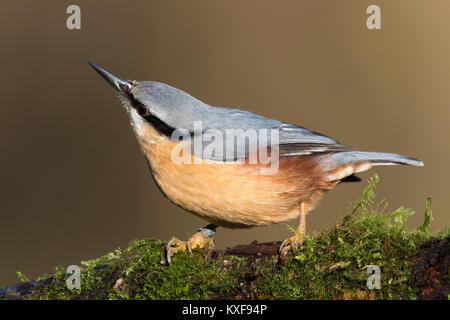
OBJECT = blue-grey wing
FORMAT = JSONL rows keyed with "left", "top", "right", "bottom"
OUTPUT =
{"left": 192, "top": 108, "right": 350, "bottom": 162}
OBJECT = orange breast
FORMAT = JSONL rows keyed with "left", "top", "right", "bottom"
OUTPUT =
{"left": 135, "top": 123, "right": 335, "bottom": 228}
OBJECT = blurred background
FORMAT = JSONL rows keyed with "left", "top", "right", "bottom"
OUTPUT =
{"left": 1, "top": 0, "right": 449, "bottom": 286}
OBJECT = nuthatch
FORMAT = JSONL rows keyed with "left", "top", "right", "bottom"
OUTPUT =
{"left": 89, "top": 62, "right": 423, "bottom": 262}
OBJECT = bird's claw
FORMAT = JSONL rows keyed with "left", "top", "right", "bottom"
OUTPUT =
{"left": 279, "top": 234, "right": 304, "bottom": 259}
{"left": 166, "top": 232, "right": 215, "bottom": 264}
{"left": 166, "top": 238, "right": 189, "bottom": 264}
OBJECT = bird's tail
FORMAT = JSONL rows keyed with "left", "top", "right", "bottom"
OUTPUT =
{"left": 320, "top": 151, "right": 424, "bottom": 182}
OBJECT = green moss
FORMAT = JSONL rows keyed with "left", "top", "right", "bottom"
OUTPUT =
{"left": 20, "top": 238, "right": 251, "bottom": 300}
{"left": 257, "top": 177, "right": 433, "bottom": 299}
{"left": 15, "top": 271, "right": 30, "bottom": 283}
{"left": 4, "top": 175, "right": 448, "bottom": 300}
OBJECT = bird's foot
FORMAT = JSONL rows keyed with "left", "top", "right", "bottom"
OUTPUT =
{"left": 166, "top": 226, "right": 216, "bottom": 264}
{"left": 279, "top": 233, "right": 304, "bottom": 263}
{"left": 166, "top": 238, "right": 189, "bottom": 264}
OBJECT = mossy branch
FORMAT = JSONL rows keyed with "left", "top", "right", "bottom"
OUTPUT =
{"left": 1, "top": 176, "right": 448, "bottom": 300}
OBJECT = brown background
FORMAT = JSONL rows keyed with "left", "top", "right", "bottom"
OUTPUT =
{"left": 0, "top": 0, "right": 448, "bottom": 286}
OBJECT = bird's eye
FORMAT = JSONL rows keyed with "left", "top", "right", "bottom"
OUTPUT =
{"left": 136, "top": 103, "right": 149, "bottom": 117}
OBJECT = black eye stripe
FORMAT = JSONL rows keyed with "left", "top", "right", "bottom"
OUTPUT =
{"left": 127, "top": 93, "right": 177, "bottom": 137}
{"left": 141, "top": 114, "right": 176, "bottom": 137}
{"left": 127, "top": 93, "right": 149, "bottom": 117}
{"left": 128, "top": 94, "right": 144, "bottom": 112}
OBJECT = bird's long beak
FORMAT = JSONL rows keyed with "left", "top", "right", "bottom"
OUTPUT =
{"left": 88, "top": 62, "right": 133, "bottom": 93}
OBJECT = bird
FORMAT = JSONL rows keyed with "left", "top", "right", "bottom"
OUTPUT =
{"left": 89, "top": 62, "right": 424, "bottom": 263}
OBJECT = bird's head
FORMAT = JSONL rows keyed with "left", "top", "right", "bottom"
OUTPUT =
{"left": 89, "top": 62, "right": 205, "bottom": 138}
